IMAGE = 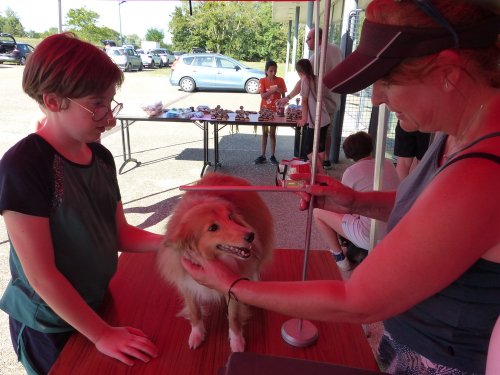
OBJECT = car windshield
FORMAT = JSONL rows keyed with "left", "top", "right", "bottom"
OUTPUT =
{"left": 110, "top": 49, "right": 126, "bottom": 56}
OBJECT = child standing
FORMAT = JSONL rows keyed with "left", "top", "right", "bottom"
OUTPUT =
{"left": 0, "top": 33, "right": 161, "bottom": 374}
{"left": 254, "top": 60, "right": 287, "bottom": 165}
{"left": 295, "top": 59, "right": 331, "bottom": 174}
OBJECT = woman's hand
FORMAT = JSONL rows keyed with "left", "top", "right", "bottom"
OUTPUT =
{"left": 290, "top": 173, "right": 355, "bottom": 213}
{"left": 180, "top": 252, "right": 238, "bottom": 293}
{"left": 94, "top": 326, "right": 159, "bottom": 366}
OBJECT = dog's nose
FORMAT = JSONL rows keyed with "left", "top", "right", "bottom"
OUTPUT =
{"left": 245, "top": 232, "right": 255, "bottom": 243}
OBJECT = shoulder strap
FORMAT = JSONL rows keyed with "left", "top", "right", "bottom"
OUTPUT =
{"left": 440, "top": 152, "right": 500, "bottom": 172}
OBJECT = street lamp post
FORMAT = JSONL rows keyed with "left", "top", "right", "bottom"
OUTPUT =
{"left": 118, "top": 1, "right": 126, "bottom": 45}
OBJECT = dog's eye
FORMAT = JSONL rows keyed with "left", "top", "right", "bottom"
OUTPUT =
{"left": 208, "top": 224, "right": 218, "bottom": 232}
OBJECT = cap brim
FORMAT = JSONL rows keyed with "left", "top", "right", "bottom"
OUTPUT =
{"left": 324, "top": 16, "right": 500, "bottom": 94}
{"left": 323, "top": 52, "right": 401, "bottom": 94}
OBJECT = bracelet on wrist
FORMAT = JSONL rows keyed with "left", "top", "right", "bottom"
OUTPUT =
{"left": 227, "top": 277, "right": 249, "bottom": 303}
{"left": 286, "top": 95, "right": 291, "bottom": 100}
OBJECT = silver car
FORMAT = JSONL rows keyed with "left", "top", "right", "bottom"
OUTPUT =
{"left": 169, "top": 53, "right": 265, "bottom": 94}
{"left": 137, "top": 49, "right": 163, "bottom": 68}
{"left": 106, "top": 47, "right": 143, "bottom": 72}
{"left": 149, "top": 48, "right": 175, "bottom": 67}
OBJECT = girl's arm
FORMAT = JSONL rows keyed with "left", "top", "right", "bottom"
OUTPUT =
{"left": 3, "top": 211, "right": 159, "bottom": 366}
{"left": 183, "top": 157, "right": 500, "bottom": 323}
{"left": 115, "top": 202, "right": 163, "bottom": 253}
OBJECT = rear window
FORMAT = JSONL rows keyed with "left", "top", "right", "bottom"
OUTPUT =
{"left": 193, "top": 56, "right": 213, "bottom": 67}
{"left": 181, "top": 56, "right": 194, "bottom": 65}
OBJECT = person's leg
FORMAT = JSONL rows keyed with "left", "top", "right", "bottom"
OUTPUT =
{"left": 269, "top": 126, "right": 278, "bottom": 165}
{"left": 9, "top": 317, "right": 72, "bottom": 375}
{"left": 255, "top": 127, "right": 268, "bottom": 164}
{"left": 313, "top": 208, "right": 350, "bottom": 271}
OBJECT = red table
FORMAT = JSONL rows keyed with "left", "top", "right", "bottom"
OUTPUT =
{"left": 50, "top": 249, "right": 379, "bottom": 374}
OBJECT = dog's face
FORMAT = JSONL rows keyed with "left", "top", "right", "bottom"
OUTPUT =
{"left": 166, "top": 200, "right": 256, "bottom": 261}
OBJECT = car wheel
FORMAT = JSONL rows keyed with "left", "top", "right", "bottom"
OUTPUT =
{"left": 245, "top": 78, "right": 259, "bottom": 94}
{"left": 139, "top": 63, "right": 143, "bottom": 72}
{"left": 179, "top": 77, "right": 196, "bottom": 92}
{"left": 159, "top": 60, "right": 163, "bottom": 68}
{"left": 125, "top": 63, "right": 131, "bottom": 72}
{"left": 19, "top": 57, "right": 26, "bottom": 66}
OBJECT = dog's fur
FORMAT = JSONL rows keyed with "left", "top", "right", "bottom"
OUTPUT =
{"left": 157, "top": 172, "right": 275, "bottom": 352}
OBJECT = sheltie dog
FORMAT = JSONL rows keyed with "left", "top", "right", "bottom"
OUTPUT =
{"left": 157, "top": 172, "right": 275, "bottom": 352}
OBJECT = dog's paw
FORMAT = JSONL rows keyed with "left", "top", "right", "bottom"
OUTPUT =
{"left": 229, "top": 328, "right": 246, "bottom": 352}
{"left": 188, "top": 321, "right": 206, "bottom": 349}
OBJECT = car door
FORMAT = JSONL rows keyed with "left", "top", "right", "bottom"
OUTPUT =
{"left": 190, "top": 56, "right": 216, "bottom": 88}
{"left": 127, "top": 49, "right": 141, "bottom": 69}
{"left": 215, "top": 57, "right": 245, "bottom": 89}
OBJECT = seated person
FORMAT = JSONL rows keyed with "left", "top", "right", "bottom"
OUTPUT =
{"left": 313, "top": 131, "right": 400, "bottom": 271}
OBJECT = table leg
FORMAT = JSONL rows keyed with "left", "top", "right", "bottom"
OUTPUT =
{"left": 214, "top": 122, "right": 221, "bottom": 170}
{"left": 200, "top": 120, "right": 212, "bottom": 177}
{"left": 119, "top": 119, "right": 141, "bottom": 174}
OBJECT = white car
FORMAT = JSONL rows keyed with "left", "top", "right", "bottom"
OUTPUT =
{"left": 149, "top": 48, "right": 175, "bottom": 67}
{"left": 136, "top": 49, "right": 163, "bottom": 68}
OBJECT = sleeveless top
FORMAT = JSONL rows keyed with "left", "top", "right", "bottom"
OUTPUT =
{"left": 384, "top": 132, "right": 500, "bottom": 373}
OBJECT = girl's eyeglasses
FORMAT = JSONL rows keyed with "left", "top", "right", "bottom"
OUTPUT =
{"left": 66, "top": 98, "right": 123, "bottom": 122}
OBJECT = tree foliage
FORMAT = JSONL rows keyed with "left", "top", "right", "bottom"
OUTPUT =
{"left": 0, "top": 8, "right": 25, "bottom": 36}
{"left": 169, "top": 2, "right": 288, "bottom": 62}
{"left": 145, "top": 28, "right": 165, "bottom": 43}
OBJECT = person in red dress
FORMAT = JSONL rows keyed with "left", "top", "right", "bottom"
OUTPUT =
{"left": 254, "top": 60, "right": 287, "bottom": 165}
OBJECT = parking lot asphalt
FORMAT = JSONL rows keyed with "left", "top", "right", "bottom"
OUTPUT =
{"left": 0, "top": 65, "right": 352, "bottom": 374}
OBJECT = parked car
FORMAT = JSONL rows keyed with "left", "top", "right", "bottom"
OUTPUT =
{"left": 137, "top": 49, "right": 163, "bottom": 68}
{"left": 169, "top": 53, "right": 265, "bottom": 94}
{"left": 173, "top": 51, "right": 186, "bottom": 60}
{"left": 0, "top": 33, "right": 34, "bottom": 65}
{"left": 191, "top": 47, "right": 206, "bottom": 54}
{"left": 149, "top": 48, "right": 175, "bottom": 67}
{"left": 106, "top": 47, "right": 143, "bottom": 72}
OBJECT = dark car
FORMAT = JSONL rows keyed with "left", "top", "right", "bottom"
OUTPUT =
{"left": 0, "top": 33, "right": 34, "bottom": 65}
{"left": 169, "top": 53, "right": 265, "bottom": 94}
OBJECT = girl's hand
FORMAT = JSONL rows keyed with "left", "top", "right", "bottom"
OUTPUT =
{"left": 297, "top": 119, "right": 306, "bottom": 127}
{"left": 180, "top": 252, "right": 238, "bottom": 293}
{"left": 95, "top": 326, "right": 159, "bottom": 366}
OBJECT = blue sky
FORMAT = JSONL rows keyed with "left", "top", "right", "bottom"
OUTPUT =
{"left": 0, "top": 0, "right": 182, "bottom": 41}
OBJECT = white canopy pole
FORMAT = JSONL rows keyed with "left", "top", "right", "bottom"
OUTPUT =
{"left": 369, "top": 104, "right": 389, "bottom": 251}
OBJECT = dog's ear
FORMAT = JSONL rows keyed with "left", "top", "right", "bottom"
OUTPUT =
{"left": 164, "top": 219, "right": 198, "bottom": 253}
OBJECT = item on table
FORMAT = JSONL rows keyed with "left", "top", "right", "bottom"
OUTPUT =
{"left": 235, "top": 106, "right": 250, "bottom": 121}
{"left": 197, "top": 105, "right": 211, "bottom": 113}
{"left": 258, "top": 108, "right": 274, "bottom": 122}
{"left": 141, "top": 101, "right": 165, "bottom": 117}
{"left": 210, "top": 105, "right": 230, "bottom": 120}
{"left": 285, "top": 105, "right": 302, "bottom": 122}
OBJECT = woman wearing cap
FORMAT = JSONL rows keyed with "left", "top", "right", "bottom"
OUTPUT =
{"left": 181, "top": 1, "right": 500, "bottom": 373}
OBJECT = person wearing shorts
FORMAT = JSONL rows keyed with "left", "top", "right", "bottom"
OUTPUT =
{"left": 313, "top": 132, "right": 400, "bottom": 271}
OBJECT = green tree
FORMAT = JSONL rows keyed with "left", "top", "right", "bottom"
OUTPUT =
{"left": 145, "top": 28, "right": 164, "bottom": 43}
{"left": 168, "top": 2, "right": 288, "bottom": 62}
{"left": 1, "top": 8, "right": 25, "bottom": 36}
{"left": 66, "top": 7, "right": 104, "bottom": 44}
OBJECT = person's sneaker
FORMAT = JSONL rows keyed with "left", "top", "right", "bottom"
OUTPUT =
{"left": 323, "top": 160, "right": 333, "bottom": 170}
{"left": 269, "top": 155, "right": 279, "bottom": 165}
{"left": 254, "top": 155, "right": 266, "bottom": 164}
{"left": 330, "top": 250, "right": 351, "bottom": 271}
